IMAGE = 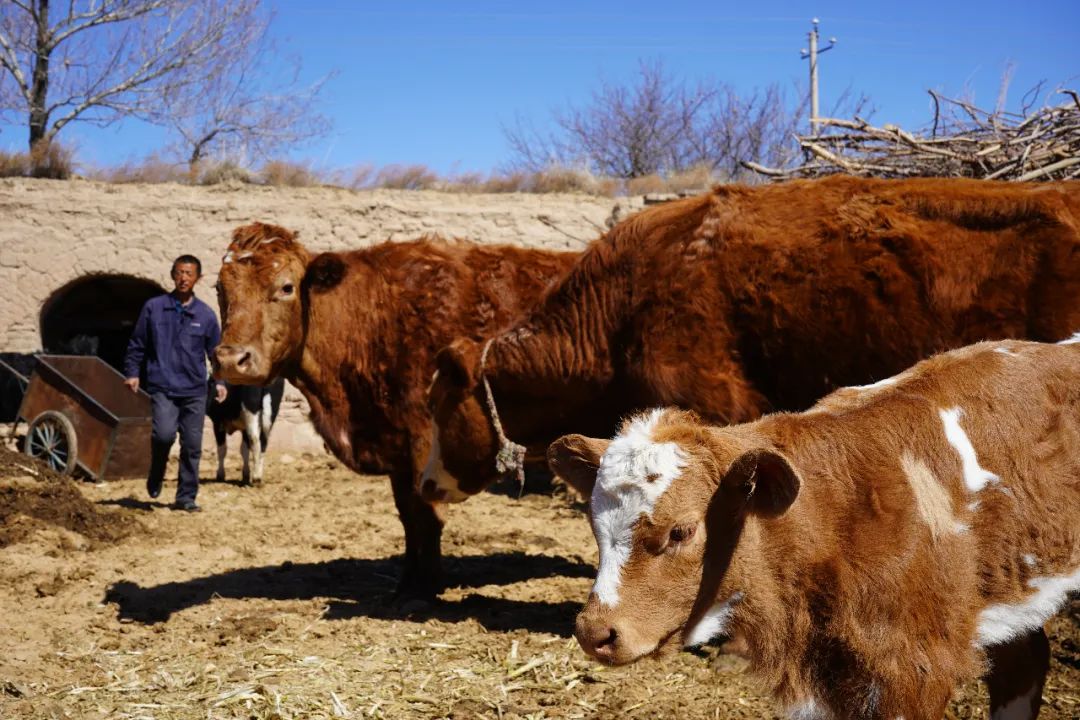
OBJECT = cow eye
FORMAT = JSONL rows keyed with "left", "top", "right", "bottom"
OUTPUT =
{"left": 669, "top": 524, "right": 695, "bottom": 545}
{"left": 280, "top": 283, "right": 294, "bottom": 296}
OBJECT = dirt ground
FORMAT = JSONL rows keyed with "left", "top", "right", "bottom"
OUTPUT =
{"left": 0, "top": 448, "right": 1077, "bottom": 720}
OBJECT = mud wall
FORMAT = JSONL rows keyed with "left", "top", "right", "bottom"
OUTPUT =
{"left": 0, "top": 178, "right": 636, "bottom": 454}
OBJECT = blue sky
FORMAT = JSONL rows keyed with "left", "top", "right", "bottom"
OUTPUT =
{"left": 4, "top": 0, "right": 1078, "bottom": 174}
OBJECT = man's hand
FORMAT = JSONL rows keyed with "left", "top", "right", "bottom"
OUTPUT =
{"left": 124, "top": 377, "right": 139, "bottom": 393}
{"left": 215, "top": 383, "right": 228, "bottom": 403}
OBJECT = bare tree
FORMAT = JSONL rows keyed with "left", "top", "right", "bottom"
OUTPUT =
{"left": 0, "top": 1, "right": 329, "bottom": 171}
{"left": 158, "top": 12, "right": 332, "bottom": 168}
{"left": 505, "top": 61, "right": 716, "bottom": 178}
{"left": 504, "top": 59, "right": 871, "bottom": 182}
{"left": 691, "top": 84, "right": 810, "bottom": 180}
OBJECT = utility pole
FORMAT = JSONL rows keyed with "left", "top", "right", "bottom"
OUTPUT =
{"left": 801, "top": 18, "right": 837, "bottom": 135}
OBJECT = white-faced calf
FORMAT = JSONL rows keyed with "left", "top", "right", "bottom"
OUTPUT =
{"left": 550, "top": 336, "right": 1080, "bottom": 720}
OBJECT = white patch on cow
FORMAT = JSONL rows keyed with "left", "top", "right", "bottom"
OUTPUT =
{"left": 940, "top": 408, "right": 1000, "bottom": 493}
{"left": 994, "top": 346, "right": 1019, "bottom": 356}
{"left": 1022, "top": 554, "right": 1037, "bottom": 568}
{"left": 684, "top": 592, "right": 744, "bottom": 647}
{"left": 591, "top": 409, "right": 686, "bottom": 608}
{"left": 260, "top": 237, "right": 279, "bottom": 244}
{"left": 991, "top": 682, "right": 1040, "bottom": 720}
{"left": 900, "top": 452, "right": 967, "bottom": 539}
{"left": 421, "top": 426, "right": 468, "bottom": 503}
{"left": 243, "top": 406, "right": 261, "bottom": 482}
{"left": 261, "top": 391, "right": 273, "bottom": 438}
{"left": 976, "top": 565, "right": 1080, "bottom": 646}
{"left": 848, "top": 376, "right": 898, "bottom": 392}
{"left": 338, "top": 429, "right": 351, "bottom": 453}
{"left": 787, "top": 698, "right": 833, "bottom": 720}
{"left": 1058, "top": 332, "right": 1080, "bottom": 345}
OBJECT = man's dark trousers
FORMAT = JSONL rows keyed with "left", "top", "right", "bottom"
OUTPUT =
{"left": 148, "top": 392, "right": 207, "bottom": 504}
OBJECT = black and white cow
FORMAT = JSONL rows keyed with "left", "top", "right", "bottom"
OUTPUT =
{"left": 207, "top": 378, "right": 286, "bottom": 485}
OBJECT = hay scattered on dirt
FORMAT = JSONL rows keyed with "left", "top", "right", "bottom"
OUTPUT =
{"left": 0, "top": 456, "right": 1077, "bottom": 719}
{"left": 0, "top": 445, "right": 142, "bottom": 548}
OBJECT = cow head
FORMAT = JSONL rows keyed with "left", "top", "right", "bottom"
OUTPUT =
{"left": 549, "top": 408, "right": 802, "bottom": 666}
{"left": 421, "top": 337, "right": 506, "bottom": 503}
{"left": 213, "top": 222, "right": 311, "bottom": 385}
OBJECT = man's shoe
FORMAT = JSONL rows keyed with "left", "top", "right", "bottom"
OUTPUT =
{"left": 173, "top": 500, "right": 201, "bottom": 512}
{"left": 146, "top": 478, "right": 162, "bottom": 499}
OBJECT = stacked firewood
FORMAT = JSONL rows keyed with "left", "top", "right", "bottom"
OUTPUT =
{"left": 745, "top": 90, "right": 1080, "bottom": 182}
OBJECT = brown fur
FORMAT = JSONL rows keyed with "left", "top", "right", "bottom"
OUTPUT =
{"left": 214, "top": 222, "right": 577, "bottom": 597}
{"left": 557, "top": 339, "right": 1080, "bottom": 719}
{"left": 427, "top": 175, "right": 1080, "bottom": 498}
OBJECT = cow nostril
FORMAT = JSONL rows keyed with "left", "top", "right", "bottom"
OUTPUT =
{"left": 596, "top": 627, "right": 618, "bottom": 652}
{"left": 237, "top": 351, "right": 252, "bottom": 369}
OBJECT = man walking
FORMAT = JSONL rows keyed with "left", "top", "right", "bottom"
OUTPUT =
{"left": 124, "top": 255, "right": 226, "bottom": 511}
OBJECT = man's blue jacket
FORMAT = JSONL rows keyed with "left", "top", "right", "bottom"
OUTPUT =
{"left": 123, "top": 293, "right": 221, "bottom": 397}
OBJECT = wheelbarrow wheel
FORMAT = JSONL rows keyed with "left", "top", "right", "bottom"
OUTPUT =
{"left": 25, "top": 410, "right": 77, "bottom": 476}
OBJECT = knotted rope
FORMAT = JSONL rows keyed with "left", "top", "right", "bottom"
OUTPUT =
{"left": 479, "top": 338, "right": 527, "bottom": 494}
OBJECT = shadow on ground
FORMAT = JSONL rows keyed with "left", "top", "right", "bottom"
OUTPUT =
{"left": 104, "top": 552, "right": 592, "bottom": 636}
{"left": 97, "top": 497, "right": 172, "bottom": 512}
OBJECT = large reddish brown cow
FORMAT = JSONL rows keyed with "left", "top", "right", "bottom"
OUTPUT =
{"left": 212, "top": 223, "right": 577, "bottom": 597}
{"left": 550, "top": 336, "right": 1080, "bottom": 720}
{"left": 423, "top": 176, "right": 1080, "bottom": 504}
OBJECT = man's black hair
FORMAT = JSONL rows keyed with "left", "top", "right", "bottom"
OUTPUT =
{"left": 172, "top": 254, "right": 202, "bottom": 276}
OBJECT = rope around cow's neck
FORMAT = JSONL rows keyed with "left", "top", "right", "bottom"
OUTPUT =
{"left": 479, "top": 338, "right": 527, "bottom": 494}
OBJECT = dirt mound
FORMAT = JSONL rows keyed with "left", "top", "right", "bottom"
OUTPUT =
{"left": 0, "top": 446, "right": 141, "bottom": 548}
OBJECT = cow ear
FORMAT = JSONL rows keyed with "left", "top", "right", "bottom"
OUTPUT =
{"left": 435, "top": 338, "right": 479, "bottom": 389}
{"left": 548, "top": 434, "right": 609, "bottom": 499}
{"left": 721, "top": 448, "right": 801, "bottom": 518}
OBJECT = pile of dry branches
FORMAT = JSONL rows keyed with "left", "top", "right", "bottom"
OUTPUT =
{"left": 746, "top": 89, "right": 1080, "bottom": 182}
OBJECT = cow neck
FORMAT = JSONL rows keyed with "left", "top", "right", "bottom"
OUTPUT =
{"left": 705, "top": 422, "right": 870, "bottom": 692}
{"left": 292, "top": 261, "right": 390, "bottom": 443}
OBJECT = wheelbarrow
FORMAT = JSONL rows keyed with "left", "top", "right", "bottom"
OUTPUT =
{"left": 5, "top": 354, "right": 152, "bottom": 479}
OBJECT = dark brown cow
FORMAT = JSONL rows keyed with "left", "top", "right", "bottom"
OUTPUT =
{"left": 212, "top": 223, "right": 577, "bottom": 597}
{"left": 423, "top": 176, "right": 1080, "bottom": 504}
{"left": 551, "top": 335, "right": 1080, "bottom": 719}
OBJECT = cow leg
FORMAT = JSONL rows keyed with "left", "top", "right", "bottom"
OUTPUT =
{"left": 389, "top": 469, "right": 446, "bottom": 600}
{"left": 240, "top": 435, "right": 251, "bottom": 485}
{"left": 255, "top": 428, "right": 267, "bottom": 485}
{"left": 257, "top": 391, "right": 273, "bottom": 485}
{"left": 244, "top": 408, "right": 262, "bottom": 486}
{"left": 237, "top": 408, "right": 258, "bottom": 487}
{"left": 985, "top": 628, "right": 1050, "bottom": 720}
{"left": 214, "top": 425, "right": 227, "bottom": 483}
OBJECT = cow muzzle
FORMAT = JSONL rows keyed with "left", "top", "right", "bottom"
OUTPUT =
{"left": 575, "top": 605, "right": 628, "bottom": 665}
{"left": 213, "top": 344, "right": 265, "bottom": 383}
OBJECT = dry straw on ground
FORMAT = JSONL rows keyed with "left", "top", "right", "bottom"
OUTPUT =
{"left": 1, "top": 453, "right": 1077, "bottom": 719}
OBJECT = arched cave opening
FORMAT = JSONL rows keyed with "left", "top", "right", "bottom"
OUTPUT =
{"left": 39, "top": 274, "right": 166, "bottom": 372}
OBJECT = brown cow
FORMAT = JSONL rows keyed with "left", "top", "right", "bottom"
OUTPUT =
{"left": 551, "top": 336, "right": 1080, "bottom": 720}
{"left": 424, "top": 176, "right": 1080, "bottom": 505}
{"left": 212, "top": 223, "right": 577, "bottom": 597}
